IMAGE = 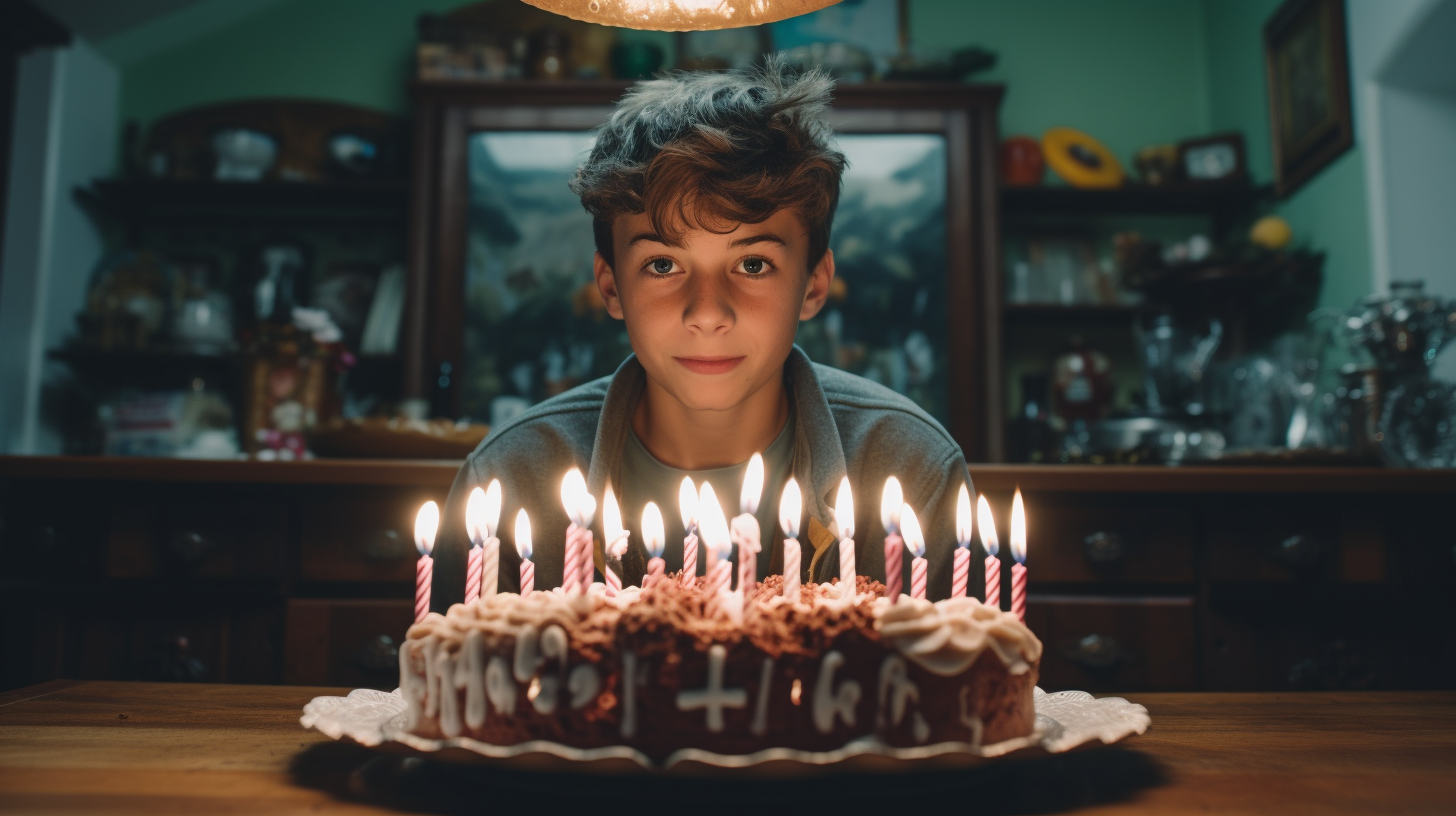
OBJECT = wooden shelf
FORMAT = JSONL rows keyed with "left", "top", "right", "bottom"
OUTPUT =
{"left": 1000, "top": 183, "right": 1269, "bottom": 218}
{"left": 77, "top": 179, "right": 409, "bottom": 223}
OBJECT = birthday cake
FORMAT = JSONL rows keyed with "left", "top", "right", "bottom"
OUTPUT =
{"left": 398, "top": 574, "right": 1042, "bottom": 762}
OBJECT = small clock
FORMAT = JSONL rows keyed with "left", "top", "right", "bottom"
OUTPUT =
{"left": 1176, "top": 133, "right": 1248, "bottom": 185}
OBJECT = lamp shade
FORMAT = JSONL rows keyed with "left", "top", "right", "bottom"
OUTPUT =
{"left": 521, "top": 0, "right": 842, "bottom": 32}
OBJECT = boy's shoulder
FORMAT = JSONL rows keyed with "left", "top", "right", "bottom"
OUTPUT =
{"left": 810, "top": 361, "right": 961, "bottom": 459}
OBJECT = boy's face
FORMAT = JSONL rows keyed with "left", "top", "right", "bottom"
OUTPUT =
{"left": 593, "top": 208, "right": 833, "bottom": 413}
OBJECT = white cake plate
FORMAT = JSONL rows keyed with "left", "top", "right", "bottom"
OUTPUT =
{"left": 301, "top": 687, "right": 1150, "bottom": 776}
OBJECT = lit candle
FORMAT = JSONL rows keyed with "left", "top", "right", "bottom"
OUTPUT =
{"left": 560, "top": 468, "right": 596, "bottom": 593}
{"left": 835, "top": 476, "right": 856, "bottom": 600}
{"left": 413, "top": 501, "right": 438, "bottom": 623}
{"left": 977, "top": 494, "right": 1000, "bottom": 610}
{"left": 953, "top": 484, "right": 973, "bottom": 598}
{"left": 732, "top": 453, "right": 764, "bottom": 599}
{"left": 515, "top": 508, "right": 534, "bottom": 595}
{"left": 642, "top": 501, "right": 665, "bottom": 587}
{"left": 1011, "top": 489, "right": 1028, "bottom": 623}
{"left": 699, "top": 484, "right": 733, "bottom": 618}
{"left": 464, "top": 481, "right": 503, "bottom": 604}
{"left": 880, "top": 476, "right": 904, "bottom": 603}
{"left": 679, "top": 476, "right": 699, "bottom": 588}
{"left": 901, "top": 503, "right": 926, "bottom": 601}
{"left": 779, "top": 477, "right": 803, "bottom": 603}
{"left": 602, "top": 483, "right": 628, "bottom": 596}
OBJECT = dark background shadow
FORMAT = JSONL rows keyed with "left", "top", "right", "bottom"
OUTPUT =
{"left": 291, "top": 741, "right": 1167, "bottom": 814}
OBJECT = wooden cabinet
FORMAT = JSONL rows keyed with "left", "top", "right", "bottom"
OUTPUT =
{"left": 3, "top": 457, "right": 1453, "bottom": 694}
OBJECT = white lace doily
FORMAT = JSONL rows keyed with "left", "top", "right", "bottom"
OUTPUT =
{"left": 301, "top": 687, "right": 1149, "bottom": 773}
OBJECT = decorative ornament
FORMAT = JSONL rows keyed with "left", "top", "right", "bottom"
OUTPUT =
{"left": 521, "top": 0, "right": 842, "bottom": 32}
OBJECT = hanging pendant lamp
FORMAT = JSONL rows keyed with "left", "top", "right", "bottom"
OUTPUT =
{"left": 520, "top": 0, "right": 842, "bottom": 31}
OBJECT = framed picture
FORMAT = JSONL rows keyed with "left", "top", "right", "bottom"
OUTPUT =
{"left": 1263, "top": 0, "right": 1353, "bottom": 198}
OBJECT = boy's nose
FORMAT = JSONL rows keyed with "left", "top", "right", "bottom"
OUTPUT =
{"left": 682, "top": 274, "right": 734, "bottom": 334}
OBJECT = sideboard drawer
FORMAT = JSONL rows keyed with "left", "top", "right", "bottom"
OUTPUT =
{"left": 298, "top": 490, "right": 442, "bottom": 582}
{"left": 106, "top": 497, "right": 285, "bottom": 580}
{"left": 1205, "top": 502, "right": 1385, "bottom": 584}
{"left": 284, "top": 598, "right": 413, "bottom": 689}
{"left": 1026, "top": 595, "right": 1196, "bottom": 692}
{"left": 1016, "top": 498, "right": 1194, "bottom": 583}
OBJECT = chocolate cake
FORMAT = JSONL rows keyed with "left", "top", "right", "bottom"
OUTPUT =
{"left": 399, "top": 575, "right": 1042, "bottom": 762}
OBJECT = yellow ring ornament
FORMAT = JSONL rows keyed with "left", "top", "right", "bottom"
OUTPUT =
{"left": 1042, "top": 127, "right": 1125, "bottom": 188}
{"left": 522, "top": 0, "right": 843, "bottom": 31}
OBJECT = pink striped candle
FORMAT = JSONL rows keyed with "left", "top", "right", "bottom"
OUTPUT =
{"left": 413, "top": 501, "right": 439, "bottom": 623}
{"left": 642, "top": 501, "right": 666, "bottom": 588}
{"left": 464, "top": 545, "right": 482, "bottom": 605}
{"left": 470, "top": 480, "right": 503, "bottom": 599}
{"left": 515, "top": 508, "right": 534, "bottom": 595}
{"left": 733, "top": 454, "right": 765, "bottom": 599}
{"left": 779, "top": 478, "right": 803, "bottom": 603}
{"left": 560, "top": 468, "right": 596, "bottom": 593}
{"left": 834, "top": 477, "right": 856, "bottom": 599}
{"left": 602, "top": 484, "right": 628, "bottom": 597}
{"left": 698, "top": 482, "right": 733, "bottom": 618}
{"left": 880, "top": 477, "right": 904, "bottom": 602}
{"left": 953, "top": 483, "right": 973, "bottom": 597}
{"left": 679, "top": 477, "right": 699, "bottom": 588}
{"left": 1010, "top": 489, "right": 1028, "bottom": 623}
{"left": 901, "top": 504, "right": 927, "bottom": 601}
{"left": 977, "top": 494, "right": 1001, "bottom": 609}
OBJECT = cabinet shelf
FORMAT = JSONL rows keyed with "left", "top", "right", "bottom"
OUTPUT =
{"left": 76, "top": 179, "right": 409, "bottom": 223}
{"left": 1000, "top": 183, "right": 1269, "bottom": 219}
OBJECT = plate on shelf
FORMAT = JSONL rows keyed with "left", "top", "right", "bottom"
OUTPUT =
{"left": 301, "top": 687, "right": 1151, "bottom": 776}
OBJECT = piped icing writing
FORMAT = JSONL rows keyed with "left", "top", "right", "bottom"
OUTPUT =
{"left": 676, "top": 644, "right": 747, "bottom": 733}
{"left": 813, "top": 651, "right": 861, "bottom": 733}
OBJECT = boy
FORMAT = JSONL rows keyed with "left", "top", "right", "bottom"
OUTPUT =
{"left": 430, "top": 63, "right": 974, "bottom": 609}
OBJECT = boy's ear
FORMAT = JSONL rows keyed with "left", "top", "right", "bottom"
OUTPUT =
{"left": 799, "top": 249, "right": 834, "bottom": 321}
{"left": 593, "top": 252, "right": 626, "bottom": 320}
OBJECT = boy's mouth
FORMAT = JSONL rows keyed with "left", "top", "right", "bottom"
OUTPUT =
{"left": 674, "top": 356, "right": 745, "bottom": 375}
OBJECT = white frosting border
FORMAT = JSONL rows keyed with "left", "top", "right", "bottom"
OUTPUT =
{"left": 301, "top": 687, "right": 1150, "bottom": 773}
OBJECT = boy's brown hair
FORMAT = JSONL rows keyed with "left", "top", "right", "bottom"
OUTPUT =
{"left": 570, "top": 61, "right": 846, "bottom": 268}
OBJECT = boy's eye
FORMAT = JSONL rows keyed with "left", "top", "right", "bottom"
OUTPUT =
{"left": 738, "top": 257, "right": 769, "bottom": 275}
{"left": 649, "top": 258, "right": 677, "bottom": 275}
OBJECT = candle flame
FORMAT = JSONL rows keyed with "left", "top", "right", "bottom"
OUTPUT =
{"left": 955, "top": 483, "right": 973, "bottom": 547}
{"left": 778, "top": 477, "right": 802, "bottom": 539}
{"left": 834, "top": 476, "right": 854, "bottom": 540}
{"left": 642, "top": 501, "right": 665, "bottom": 558}
{"left": 602, "top": 483, "right": 627, "bottom": 556}
{"left": 698, "top": 481, "right": 732, "bottom": 557}
{"left": 678, "top": 476, "right": 698, "bottom": 529}
{"left": 561, "top": 468, "right": 587, "bottom": 526}
{"left": 1011, "top": 489, "right": 1027, "bottom": 564}
{"left": 484, "top": 479, "right": 502, "bottom": 536}
{"left": 465, "top": 487, "right": 486, "bottom": 546}
{"left": 740, "top": 452, "right": 764, "bottom": 515}
{"left": 900, "top": 503, "right": 925, "bottom": 558}
{"left": 976, "top": 494, "right": 999, "bottom": 558}
{"left": 880, "top": 476, "right": 903, "bottom": 533}
{"left": 514, "top": 508, "right": 532, "bottom": 560}
{"left": 414, "top": 500, "right": 439, "bottom": 556}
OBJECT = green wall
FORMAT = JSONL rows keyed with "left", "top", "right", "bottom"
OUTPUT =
{"left": 1202, "top": 0, "right": 1371, "bottom": 311}
{"left": 116, "top": 0, "right": 1373, "bottom": 311}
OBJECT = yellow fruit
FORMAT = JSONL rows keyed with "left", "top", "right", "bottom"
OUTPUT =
{"left": 1250, "top": 215, "right": 1292, "bottom": 250}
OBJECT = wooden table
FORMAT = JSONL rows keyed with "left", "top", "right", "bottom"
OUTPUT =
{"left": 1, "top": 681, "right": 1454, "bottom": 814}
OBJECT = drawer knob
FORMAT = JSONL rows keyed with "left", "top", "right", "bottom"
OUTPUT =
{"left": 1275, "top": 533, "right": 1329, "bottom": 570}
{"left": 362, "top": 529, "right": 411, "bottom": 562}
{"left": 140, "top": 634, "right": 208, "bottom": 682}
{"left": 168, "top": 530, "right": 216, "bottom": 565}
{"left": 354, "top": 634, "right": 400, "bottom": 673}
{"left": 1063, "top": 633, "right": 1125, "bottom": 670}
{"left": 1083, "top": 532, "right": 1128, "bottom": 564}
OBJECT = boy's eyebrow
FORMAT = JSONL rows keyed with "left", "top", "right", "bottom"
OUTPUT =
{"left": 627, "top": 232, "right": 669, "bottom": 246}
{"left": 729, "top": 233, "right": 788, "bottom": 248}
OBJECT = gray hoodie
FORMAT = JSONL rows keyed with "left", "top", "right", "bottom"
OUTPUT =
{"left": 430, "top": 346, "right": 975, "bottom": 611}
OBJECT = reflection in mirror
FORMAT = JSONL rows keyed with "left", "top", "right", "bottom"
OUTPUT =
{"left": 462, "top": 131, "right": 949, "bottom": 426}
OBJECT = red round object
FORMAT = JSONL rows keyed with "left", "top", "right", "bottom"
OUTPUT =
{"left": 1000, "top": 136, "right": 1045, "bottom": 187}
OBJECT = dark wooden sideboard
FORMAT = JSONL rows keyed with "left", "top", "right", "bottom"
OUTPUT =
{"left": 2, "top": 456, "right": 1453, "bottom": 694}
